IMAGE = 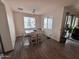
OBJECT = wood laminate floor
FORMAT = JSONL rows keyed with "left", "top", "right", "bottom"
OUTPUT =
{"left": 2, "top": 36, "right": 79, "bottom": 59}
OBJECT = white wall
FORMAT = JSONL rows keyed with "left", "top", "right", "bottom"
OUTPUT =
{"left": 0, "top": 0, "right": 16, "bottom": 52}
{"left": 0, "top": 1, "right": 14, "bottom": 52}
{"left": 2, "top": 0, "right": 16, "bottom": 49}
{"left": 4, "top": 3, "right": 16, "bottom": 48}
{"left": 42, "top": 7, "right": 64, "bottom": 42}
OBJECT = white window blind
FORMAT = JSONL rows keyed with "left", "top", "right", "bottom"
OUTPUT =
{"left": 44, "top": 17, "right": 53, "bottom": 29}
{"left": 24, "top": 17, "right": 35, "bottom": 29}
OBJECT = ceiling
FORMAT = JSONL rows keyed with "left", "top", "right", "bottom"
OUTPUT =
{"left": 2, "top": 0, "right": 79, "bottom": 15}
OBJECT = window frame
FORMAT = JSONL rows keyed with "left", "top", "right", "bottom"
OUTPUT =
{"left": 24, "top": 16, "right": 36, "bottom": 30}
{"left": 44, "top": 17, "right": 53, "bottom": 29}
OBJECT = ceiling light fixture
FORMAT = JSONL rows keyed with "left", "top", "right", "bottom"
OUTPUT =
{"left": 32, "top": 8, "right": 36, "bottom": 13}
{"left": 18, "top": 8, "right": 23, "bottom": 11}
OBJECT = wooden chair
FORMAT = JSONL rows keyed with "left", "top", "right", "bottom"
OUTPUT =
{"left": 30, "top": 32, "right": 38, "bottom": 46}
{"left": 37, "top": 32, "right": 42, "bottom": 44}
{"left": 36, "top": 28, "right": 42, "bottom": 44}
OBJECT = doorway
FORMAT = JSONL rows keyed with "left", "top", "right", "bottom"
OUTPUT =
{"left": 61, "top": 12, "right": 79, "bottom": 43}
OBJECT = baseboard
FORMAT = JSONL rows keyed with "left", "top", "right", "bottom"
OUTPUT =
{"left": 16, "top": 36, "right": 23, "bottom": 38}
{"left": 2, "top": 49, "right": 14, "bottom": 55}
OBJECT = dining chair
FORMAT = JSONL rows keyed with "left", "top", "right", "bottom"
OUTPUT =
{"left": 30, "top": 32, "right": 38, "bottom": 46}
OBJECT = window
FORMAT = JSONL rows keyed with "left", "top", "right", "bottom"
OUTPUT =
{"left": 24, "top": 17, "right": 35, "bottom": 29}
{"left": 44, "top": 17, "right": 48, "bottom": 29}
{"left": 44, "top": 17, "right": 53, "bottom": 29}
{"left": 24, "top": 17, "right": 36, "bottom": 33}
